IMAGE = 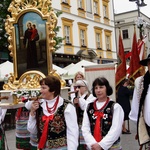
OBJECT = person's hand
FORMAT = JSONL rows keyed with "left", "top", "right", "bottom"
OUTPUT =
{"left": 30, "top": 100, "right": 39, "bottom": 116}
{"left": 91, "top": 143, "right": 102, "bottom": 150}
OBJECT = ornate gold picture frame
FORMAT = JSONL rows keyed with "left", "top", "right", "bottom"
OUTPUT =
{"left": 4, "top": 0, "right": 58, "bottom": 90}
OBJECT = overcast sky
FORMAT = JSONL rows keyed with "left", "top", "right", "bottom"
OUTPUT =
{"left": 114, "top": 0, "right": 150, "bottom": 17}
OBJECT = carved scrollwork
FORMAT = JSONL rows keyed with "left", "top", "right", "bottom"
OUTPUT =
{"left": 3, "top": 71, "right": 46, "bottom": 90}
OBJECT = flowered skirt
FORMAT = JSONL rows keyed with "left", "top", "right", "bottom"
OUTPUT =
{"left": 16, "top": 108, "right": 30, "bottom": 149}
{"left": 0, "top": 125, "right": 5, "bottom": 150}
{"left": 78, "top": 125, "right": 87, "bottom": 150}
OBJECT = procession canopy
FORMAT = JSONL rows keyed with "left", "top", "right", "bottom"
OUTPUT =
{"left": 3, "top": 0, "right": 66, "bottom": 90}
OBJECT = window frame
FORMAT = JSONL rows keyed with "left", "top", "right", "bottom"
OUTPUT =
{"left": 122, "top": 29, "right": 129, "bottom": 39}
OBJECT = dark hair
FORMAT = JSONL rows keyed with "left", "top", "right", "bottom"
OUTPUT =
{"left": 32, "top": 24, "right": 36, "bottom": 28}
{"left": 121, "top": 79, "right": 129, "bottom": 85}
{"left": 92, "top": 77, "right": 113, "bottom": 97}
{"left": 40, "top": 75, "right": 61, "bottom": 97}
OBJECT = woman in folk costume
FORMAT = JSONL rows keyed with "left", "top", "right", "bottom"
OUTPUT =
{"left": 15, "top": 97, "right": 38, "bottom": 150}
{"left": 129, "top": 54, "right": 150, "bottom": 149}
{"left": 69, "top": 71, "right": 85, "bottom": 101}
{"left": 27, "top": 75, "right": 79, "bottom": 150}
{"left": 82, "top": 77, "right": 124, "bottom": 150}
{"left": 25, "top": 101, "right": 38, "bottom": 150}
{"left": 0, "top": 107, "right": 7, "bottom": 150}
{"left": 73, "top": 80, "right": 95, "bottom": 150}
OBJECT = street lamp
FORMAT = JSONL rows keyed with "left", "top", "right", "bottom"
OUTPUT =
{"left": 129, "top": 0, "right": 147, "bottom": 39}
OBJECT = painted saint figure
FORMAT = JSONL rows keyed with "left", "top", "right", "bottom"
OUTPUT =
{"left": 23, "top": 22, "right": 39, "bottom": 69}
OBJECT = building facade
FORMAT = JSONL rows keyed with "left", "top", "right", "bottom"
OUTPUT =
{"left": 52, "top": 0, "right": 117, "bottom": 67}
{"left": 115, "top": 10, "right": 150, "bottom": 63}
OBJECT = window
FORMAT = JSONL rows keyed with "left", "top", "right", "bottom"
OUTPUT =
{"left": 64, "top": 26, "right": 70, "bottom": 44}
{"left": 78, "top": 0, "right": 83, "bottom": 8}
{"left": 103, "top": 5, "right": 108, "bottom": 18}
{"left": 94, "top": 27, "right": 102, "bottom": 49}
{"left": 122, "top": 29, "right": 129, "bottom": 39}
{"left": 106, "top": 35, "right": 110, "bottom": 50}
{"left": 86, "top": 0, "right": 92, "bottom": 13}
{"left": 78, "top": 22, "right": 88, "bottom": 47}
{"left": 96, "top": 33, "right": 101, "bottom": 48}
{"left": 62, "top": 18, "right": 74, "bottom": 45}
{"left": 80, "top": 29, "right": 85, "bottom": 46}
{"left": 93, "top": 1, "right": 98, "bottom": 14}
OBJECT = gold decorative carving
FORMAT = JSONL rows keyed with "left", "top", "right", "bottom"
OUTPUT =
{"left": 3, "top": 0, "right": 66, "bottom": 90}
{"left": 3, "top": 71, "right": 46, "bottom": 90}
{"left": 3, "top": 70, "right": 66, "bottom": 90}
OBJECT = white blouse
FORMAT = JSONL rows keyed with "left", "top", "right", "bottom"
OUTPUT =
{"left": 81, "top": 100, "right": 124, "bottom": 150}
{"left": 129, "top": 76, "right": 150, "bottom": 126}
{"left": 27, "top": 96, "right": 79, "bottom": 150}
{"left": 78, "top": 93, "right": 96, "bottom": 111}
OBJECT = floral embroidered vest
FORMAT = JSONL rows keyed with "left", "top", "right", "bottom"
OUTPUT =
{"left": 37, "top": 99, "right": 71, "bottom": 149}
{"left": 87, "top": 101, "right": 114, "bottom": 137}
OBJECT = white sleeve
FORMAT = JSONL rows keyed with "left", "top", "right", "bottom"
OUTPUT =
{"left": 27, "top": 114, "right": 37, "bottom": 134}
{"left": 78, "top": 97, "right": 86, "bottom": 110}
{"left": 25, "top": 100, "right": 33, "bottom": 110}
{"left": 129, "top": 87, "right": 139, "bottom": 122}
{"left": 82, "top": 107, "right": 97, "bottom": 150}
{"left": 79, "top": 94, "right": 96, "bottom": 111}
{"left": 99, "top": 103, "right": 124, "bottom": 150}
{"left": 70, "top": 85, "right": 75, "bottom": 102}
{"left": 65, "top": 103, "right": 79, "bottom": 149}
{"left": 0, "top": 108, "right": 7, "bottom": 124}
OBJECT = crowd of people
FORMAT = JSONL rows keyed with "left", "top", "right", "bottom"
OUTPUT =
{"left": 1, "top": 54, "right": 150, "bottom": 149}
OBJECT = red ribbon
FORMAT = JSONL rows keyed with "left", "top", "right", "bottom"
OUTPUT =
{"left": 94, "top": 111, "right": 104, "bottom": 142}
{"left": 38, "top": 115, "right": 54, "bottom": 149}
{"left": 15, "top": 108, "right": 22, "bottom": 120}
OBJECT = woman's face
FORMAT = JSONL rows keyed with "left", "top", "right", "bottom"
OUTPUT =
{"left": 75, "top": 74, "right": 83, "bottom": 81}
{"left": 75, "top": 85, "right": 87, "bottom": 95}
{"left": 40, "top": 84, "right": 54, "bottom": 100}
{"left": 94, "top": 84, "right": 107, "bottom": 100}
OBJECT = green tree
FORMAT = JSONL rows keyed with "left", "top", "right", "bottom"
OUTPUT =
{"left": 0, "top": 0, "right": 11, "bottom": 61}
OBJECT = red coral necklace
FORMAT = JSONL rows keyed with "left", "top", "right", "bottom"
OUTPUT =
{"left": 46, "top": 96, "right": 59, "bottom": 114}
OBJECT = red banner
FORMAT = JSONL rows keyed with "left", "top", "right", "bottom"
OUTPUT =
{"left": 128, "top": 30, "right": 142, "bottom": 84}
{"left": 116, "top": 31, "right": 126, "bottom": 88}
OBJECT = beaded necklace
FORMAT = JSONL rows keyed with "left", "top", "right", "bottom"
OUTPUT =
{"left": 46, "top": 96, "right": 59, "bottom": 114}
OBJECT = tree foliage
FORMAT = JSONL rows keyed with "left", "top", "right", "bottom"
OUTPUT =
{"left": 0, "top": 0, "right": 11, "bottom": 53}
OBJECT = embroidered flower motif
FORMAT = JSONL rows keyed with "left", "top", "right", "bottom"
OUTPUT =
{"left": 89, "top": 109, "right": 94, "bottom": 114}
{"left": 104, "top": 121, "right": 108, "bottom": 125}
{"left": 103, "top": 114, "right": 108, "bottom": 119}
{"left": 106, "top": 108, "right": 111, "bottom": 113}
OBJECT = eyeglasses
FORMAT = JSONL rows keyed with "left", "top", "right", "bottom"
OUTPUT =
{"left": 75, "top": 86, "right": 85, "bottom": 89}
